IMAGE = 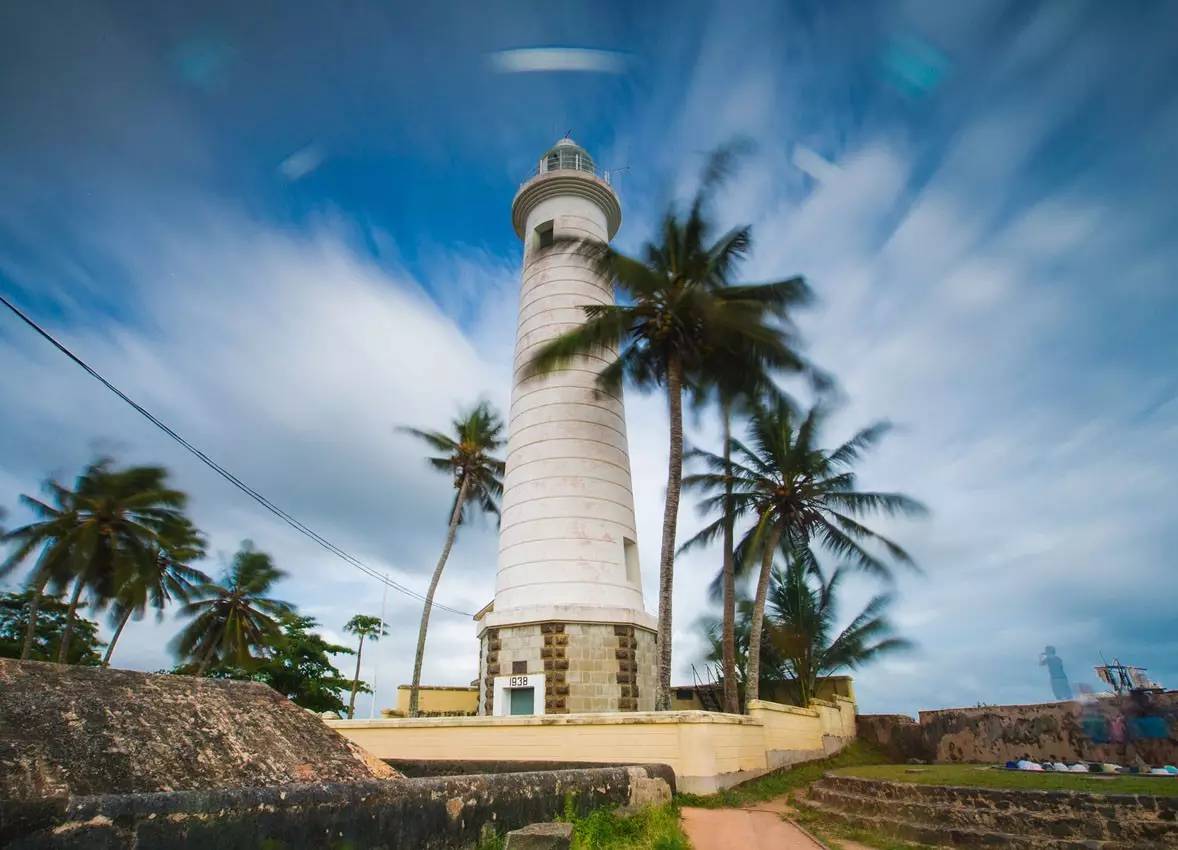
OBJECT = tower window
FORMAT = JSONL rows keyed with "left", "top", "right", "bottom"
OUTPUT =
{"left": 536, "top": 220, "right": 554, "bottom": 249}
{"left": 623, "top": 538, "right": 639, "bottom": 585}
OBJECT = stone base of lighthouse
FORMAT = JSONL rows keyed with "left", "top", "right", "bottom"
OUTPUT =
{"left": 477, "top": 619, "right": 657, "bottom": 716}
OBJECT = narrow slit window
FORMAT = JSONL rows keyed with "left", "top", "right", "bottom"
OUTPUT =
{"left": 623, "top": 538, "right": 639, "bottom": 585}
{"left": 536, "top": 220, "right": 554, "bottom": 250}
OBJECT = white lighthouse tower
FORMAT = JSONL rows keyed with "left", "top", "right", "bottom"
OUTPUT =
{"left": 476, "top": 138, "right": 657, "bottom": 716}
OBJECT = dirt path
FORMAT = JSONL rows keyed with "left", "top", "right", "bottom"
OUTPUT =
{"left": 679, "top": 805, "right": 826, "bottom": 850}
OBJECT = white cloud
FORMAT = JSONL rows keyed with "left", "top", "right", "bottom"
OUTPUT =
{"left": 0, "top": 204, "right": 512, "bottom": 714}
{"left": 2, "top": 0, "right": 1177, "bottom": 722}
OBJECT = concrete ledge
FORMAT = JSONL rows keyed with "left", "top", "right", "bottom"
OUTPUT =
{"left": 478, "top": 604, "right": 658, "bottom": 634}
{"left": 747, "top": 699, "right": 819, "bottom": 717}
{"left": 329, "top": 709, "right": 760, "bottom": 730}
{"left": 2, "top": 766, "right": 673, "bottom": 849}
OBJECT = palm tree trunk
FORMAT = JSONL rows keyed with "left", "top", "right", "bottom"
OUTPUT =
{"left": 101, "top": 607, "right": 133, "bottom": 666}
{"left": 348, "top": 634, "right": 365, "bottom": 719}
{"left": 655, "top": 354, "right": 685, "bottom": 711}
{"left": 719, "top": 402, "right": 739, "bottom": 714}
{"left": 409, "top": 474, "right": 471, "bottom": 717}
{"left": 195, "top": 636, "right": 219, "bottom": 676}
{"left": 745, "top": 525, "right": 782, "bottom": 703}
{"left": 56, "top": 578, "right": 85, "bottom": 663}
{"left": 20, "top": 575, "right": 50, "bottom": 660}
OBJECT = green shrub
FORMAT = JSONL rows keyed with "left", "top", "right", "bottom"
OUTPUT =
{"left": 567, "top": 803, "right": 688, "bottom": 850}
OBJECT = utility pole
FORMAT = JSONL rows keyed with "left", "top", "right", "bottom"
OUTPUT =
{"left": 368, "top": 574, "right": 390, "bottom": 719}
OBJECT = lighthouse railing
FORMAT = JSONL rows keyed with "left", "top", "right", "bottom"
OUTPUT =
{"left": 522, "top": 154, "right": 611, "bottom": 186}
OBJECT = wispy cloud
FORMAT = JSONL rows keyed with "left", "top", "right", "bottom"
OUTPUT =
{"left": 1, "top": 0, "right": 1176, "bottom": 718}
{"left": 487, "top": 47, "right": 628, "bottom": 75}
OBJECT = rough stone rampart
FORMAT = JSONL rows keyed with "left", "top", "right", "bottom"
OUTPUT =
{"left": 0, "top": 659, "right": 396, "bottom": 800}
{"left": 802, "top": 774, "right": 1178, "bottom": 848}
{"left": 859, "top": 692, "right": 1178, "bottom": 764}
{"left": 3, "top": 765, "right": 673, "bottom": 849}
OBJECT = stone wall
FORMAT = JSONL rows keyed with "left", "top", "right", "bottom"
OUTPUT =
{"left": 802, "top": 774, "right": 1178, "bottom": 848}
{"left": 0, "top": 659, "right": 395, "bottom": 801}
{"left": 859, "top": 691, "right": 1178, "bottom": 764}
{"left": 478, "top": 621, "right": 656, "bottom": 714}
{"left": 3, "top": 765, "right": 674, "bottom": 849}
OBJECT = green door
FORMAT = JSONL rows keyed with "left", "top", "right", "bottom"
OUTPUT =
{"left": 509, "top": 687, "right": 535, "bottom": 716}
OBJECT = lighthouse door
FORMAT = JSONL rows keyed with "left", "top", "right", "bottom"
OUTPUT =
{"left": 509, "top": 686, "right": 535, "bottom": 716}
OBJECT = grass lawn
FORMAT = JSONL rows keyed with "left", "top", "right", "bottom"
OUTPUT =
{"left": 832, "top": 763, "right": 1178, "bottom": 797}
{"left": 790, "top": 804, "right": 941, "bottom": 850}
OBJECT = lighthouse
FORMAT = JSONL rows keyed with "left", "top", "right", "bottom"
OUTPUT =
{"left": 476, "top": 138, "right": 657, "bottom": 716}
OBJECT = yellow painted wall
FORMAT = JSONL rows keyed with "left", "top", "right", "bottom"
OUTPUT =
{"left": 329, "top": 697, "right": 855, "bottom": 794}
{"left": 386, "top": 686, "right": 478, "bottom": 717}
{"left": 747, "top": 699, "right": 823, "bottom": 758}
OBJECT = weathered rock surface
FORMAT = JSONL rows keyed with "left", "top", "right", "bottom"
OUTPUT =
{"left": 4, "top": 766, "right": 666, "bottom": 849}
{"left": 0, "top": 658, "right": 398, "bottom": 800}
{"left": 504, "top": 821, "right": 574, "bottom": 849}
{"left": 859, "top": 692, "right": 1178, "bottom": 765}
{"left": 798, "top": 774, "right": 1178, "bottom": 849}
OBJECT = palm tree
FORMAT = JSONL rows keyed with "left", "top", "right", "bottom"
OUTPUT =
{"left": 1, "top": 478, "right": 81, "bottom": 660}
{"left": 400, "top": 401, "right": 505, "bottom": 716}
{"left": 689, "top": 342, "right": 820, "bottom": 713}
{"left": 1, "top": 459, "right": 189, "bottom": 662}
{"left": 697, "top": 557, "right": 912, "bottom": 706}
{"left": 683, "top": 399, "right": 925, "bottom": 701}
{"left": 528, "top": 149, "right": 807, "bottom": 710}
{"left": 343, "top": 614, "right": 387, "bottom": 719}
{"left": 171, "top": 541, "right": 294, "bottom": 675}
{"left": 763, "top": 557, "right": 911, "bottom": 705}
{"left": 102, "top": 516, "right": 208, "bottom": 666}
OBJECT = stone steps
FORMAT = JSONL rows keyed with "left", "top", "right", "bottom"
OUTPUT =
{"left": 798, "top": 775, "right": 1178, "bottom": 849}
{"left": 795, "top": 796, "right": 1137, "bottom": 850}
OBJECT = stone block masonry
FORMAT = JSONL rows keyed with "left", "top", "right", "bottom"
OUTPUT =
{"left": 478, "top": 621, "right": 656, "bottom": 714}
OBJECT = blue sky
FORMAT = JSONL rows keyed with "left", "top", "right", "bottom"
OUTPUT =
{"left": 2, "top": 1, "right": 1176, "bottom": 716}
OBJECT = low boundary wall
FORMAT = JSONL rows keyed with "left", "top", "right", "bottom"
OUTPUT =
{"left": 803, "top": 774, "right": 1178, "bottom": 848}
{"left": 328, "top": 697, "right": 856, "bottom": 794}
{"left": 3, "top": 765, "right": 673, "bottom": 849}
{"left": 859, "top": 692, "right": 1178, "bottom": 764}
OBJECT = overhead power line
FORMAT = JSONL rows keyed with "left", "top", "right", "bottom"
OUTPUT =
{"left": 0, "top": 292, "right": 473, "bottom": 618}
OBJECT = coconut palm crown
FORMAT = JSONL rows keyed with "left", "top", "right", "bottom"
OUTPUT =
{"left": 764, "top": 557, "right": 912, "bottom": 705}
{"left": 683, "top": 399, "right": 926, "bottom": 700}
{"left": 343, "top": 613, "right": 387, "bottom": 719}
{"left": 1, "top": 459, "right": 190, "bottom": 663}
{"left": 171, "top": 541, "right": 293, "bottom": 675}
{"left": 103, "top": 515, "right": 209, "bottom": 666}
